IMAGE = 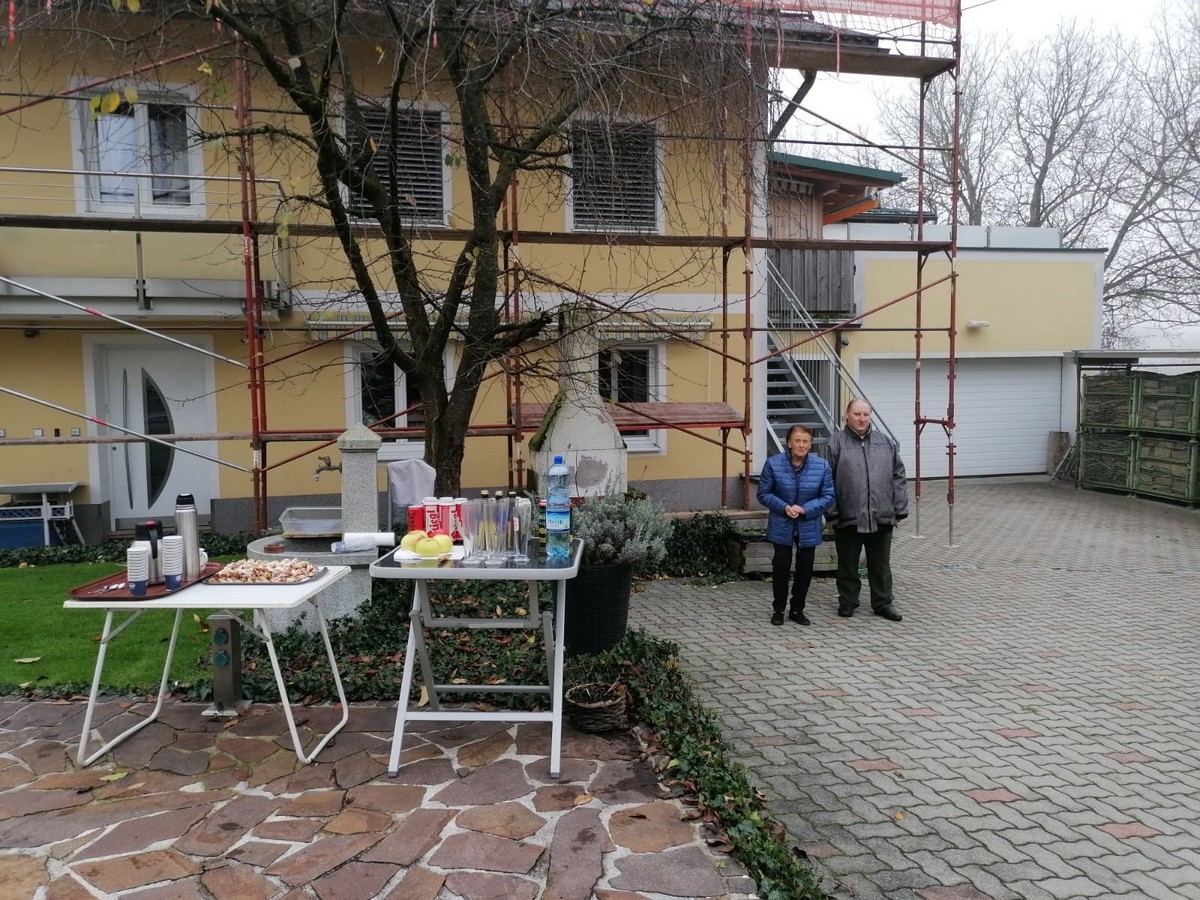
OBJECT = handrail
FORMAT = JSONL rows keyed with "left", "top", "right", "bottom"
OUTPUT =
{"left": 762, "top": 255, "right": 898, "bottom": 445}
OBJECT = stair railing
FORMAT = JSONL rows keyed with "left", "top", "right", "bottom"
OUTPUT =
{"left": 762, "top": 255, "right": 897, "bottom": 445}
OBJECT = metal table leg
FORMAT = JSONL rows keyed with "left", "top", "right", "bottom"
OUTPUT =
{"left": 387, "top": 585, "right": 424, "bottom": 776}
{"left": 76, "top": 608, "right": 183, "bottom": 767}
{"left": 250, "top": 600, "right": 349, "bottom": 764}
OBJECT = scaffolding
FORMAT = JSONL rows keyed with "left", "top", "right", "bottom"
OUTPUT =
{"left": 0, "top": 1, "right": 962, "bottom": 539}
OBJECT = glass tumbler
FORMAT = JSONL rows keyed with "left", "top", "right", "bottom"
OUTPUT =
{"left": 460, "top": 499, "right": 483, "bottom": 565}
{"left": 512, "top": 498, "right": 533, "bottom": 564}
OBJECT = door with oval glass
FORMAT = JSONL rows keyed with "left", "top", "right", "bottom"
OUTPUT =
{"left": 98, "top": 342, "right": 217, "bottom": 530}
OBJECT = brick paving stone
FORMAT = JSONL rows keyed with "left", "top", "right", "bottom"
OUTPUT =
{"left": 610, "top": 844, "right": 727, "bottom": 897}
{"left": 383, "top": 866, "right": 445, "bottom": 900}
{"left": 324, "top": 806, "right": 392, "bottom": 835}
{"left": 430, "top": 830, "right": 545, "bottom": 873}
{"left": 199, "top": 863, "right": 278, "bottom": 900}
{"left": 431, "top": 757, "right": 532, "bottom": 806}
{"left": 443, "top": 871, "right": 539, "bottom": 900}
{"left": 609, "top": 801, "right": 696, "bottom": 852}
{"left": 0, "top": 853, "right": 49, "bottom": 896}
{"left": 345, "top": 782, "right": 424, "bottom": 813}
{"left": 544, "top": 806, "right": 604, "bottom": 900}
{"left": 456, "top": 801, "right": 545, "bottom": 840}
{"left": 72, "top": 849, "right": 200, "bottom": 893}
{"left": 71, "top": 805, "right": 209, "bottom": 860}
{"left": 362, "top": 808, "right": 457, "bottom": 866}
{"left": 266, "top": 832, "right": 382, "bottom": 885}
{"left": 176, "top": 795, "right": 283, "bottom": 857}
{"left": 312, "top": 861, "right": 395, "bottom": 900}
{"left": 278, "top": 789, "right": 345, "bottom": 817}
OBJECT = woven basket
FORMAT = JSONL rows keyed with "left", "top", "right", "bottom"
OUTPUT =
{"left": 564, "top": 682, "right": 628, "bottom": 733}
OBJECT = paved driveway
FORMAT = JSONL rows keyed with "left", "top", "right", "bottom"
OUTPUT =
{"left": 632, "top": 478, "right": 1200, "bottom": 900}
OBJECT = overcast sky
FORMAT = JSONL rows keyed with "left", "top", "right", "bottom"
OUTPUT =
{"left": 791, "top": 0, "right": 1196, "bottom": 351}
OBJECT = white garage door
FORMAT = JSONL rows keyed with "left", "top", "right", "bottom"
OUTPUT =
{"left": 857, "top": 358, "right": 1064, "bottom": 477}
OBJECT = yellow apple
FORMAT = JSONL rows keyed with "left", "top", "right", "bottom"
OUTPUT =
{"left": 414, "top": 536, "right": 444, "bottom": 558}
{"left": 400, "top": 530, "right": 427, "bottom": 553}
{"left": 430, "top": 533, "right": 453, "bottom": 554}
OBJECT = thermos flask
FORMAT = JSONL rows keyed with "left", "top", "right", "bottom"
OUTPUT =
{"left": 132, "top": 520, "right": 164, "bottom": 585}
{"left": 174, "top": 494, "right": 201, "bottom": 581}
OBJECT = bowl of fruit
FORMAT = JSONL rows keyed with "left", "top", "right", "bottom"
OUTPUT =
{"left": 396, "top": 528, "right": 462, "bottom": 561}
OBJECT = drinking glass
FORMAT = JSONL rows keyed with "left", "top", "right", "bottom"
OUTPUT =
{"left": 486, "top": 497, "right": 511, "bottom": 566}
{"left": 511, "top": 499, "right": 533, "bottom": 565}
{"left": 460, "top": 500, "right": 483, "bottom": 565}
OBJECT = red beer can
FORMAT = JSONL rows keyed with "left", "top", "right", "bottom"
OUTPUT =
{"left": 451, "top": 498, "right": 467, "bottom": 542}
{"left": 422, "top": 496, "right": 439, "bottom": 533}
{"left": 407, "top": 505, "right": 425, "bottom": 533}
{"left": 437, "top": 497, "right": 454, "bottom": 537}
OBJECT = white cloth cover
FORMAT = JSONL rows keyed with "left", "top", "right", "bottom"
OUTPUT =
{"left": 387, "top": 459, "right": 437, "bottom": 528}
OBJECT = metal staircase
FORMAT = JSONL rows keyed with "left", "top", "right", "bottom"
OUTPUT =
{"left": 761, "top": 255, "right": 895, "bottom": 455}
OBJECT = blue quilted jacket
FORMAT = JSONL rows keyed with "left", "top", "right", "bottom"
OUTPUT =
{"left": 756, "top": 451, "right": 835, "bottom": 547}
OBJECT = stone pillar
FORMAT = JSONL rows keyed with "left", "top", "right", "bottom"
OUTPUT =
{"left": 531, "top": 306, "right": 627, "bottom": 497}
{"left": 337, "top": 423, "right": 383, "bottom": 533}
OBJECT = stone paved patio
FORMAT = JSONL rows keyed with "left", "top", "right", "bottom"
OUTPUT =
{"left": 631, "top": 477, "right": 1200, "bottom": 900}
{"left": 0, "top": 700, "right": 754, "bottom": 898}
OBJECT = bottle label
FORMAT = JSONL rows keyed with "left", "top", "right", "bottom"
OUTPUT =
{"left": 546, "top": 509, "right": 570, "bottom": 532}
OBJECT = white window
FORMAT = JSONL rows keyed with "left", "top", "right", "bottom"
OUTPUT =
{"left": 569, "top": 121, "right": 660, "bottom": 232}
{"left": 77, "top": 88, "right": 203, "bottom": 215}
{"left": 350, "top": 106, "right": 449, "bottom": 226}
{"left": 599, "top": 343, "right": 665, "bottom": 452}
{"left": 348, "top": 342, "right": 455, "bottom": 462}
{"left": 353, "top": 347, "right": 426, "bottom": 460}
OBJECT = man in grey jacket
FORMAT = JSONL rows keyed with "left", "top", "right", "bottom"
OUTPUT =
{"left": 824, "top": 398, "right": 908, "bottom": 622}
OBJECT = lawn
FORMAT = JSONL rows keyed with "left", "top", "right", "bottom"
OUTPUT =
{"left": 0, "top": 563, "right": 221, "bottom": 693}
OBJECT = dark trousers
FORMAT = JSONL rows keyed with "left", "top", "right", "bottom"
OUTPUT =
{"left": 771, "top": 543, "right": 815, "bottom": 614}
{"left": 833, "top": 525, "right": 894, "bottom": 612}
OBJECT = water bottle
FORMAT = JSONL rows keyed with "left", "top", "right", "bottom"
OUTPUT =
{"left": 174, "top": 493, "right": 201, "bottom": 581}
{"left": 545, "top": 456, "right": 572, "bottom": 559}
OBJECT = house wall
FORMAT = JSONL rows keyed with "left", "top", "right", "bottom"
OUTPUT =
{"left": 0, "top": 36, "right": 760, "bottom": 531}
{"left": 846, "top": 251, "right": 1103, "bottom": 361}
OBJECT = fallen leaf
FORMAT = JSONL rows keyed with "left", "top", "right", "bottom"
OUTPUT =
{"left": 573, "top": 793, "right": 592, "bottom": 805}
{"left": 894, "top": 810, "right": 906, "bottom": 820}
{"left": 100, "top": 773, "right": 127, "bottom": 782}
{"left": 14, "top": 657, "right": 42, "bottom": 664}
{"left": 417, "top": 686, "right": 429, "bottom": 707}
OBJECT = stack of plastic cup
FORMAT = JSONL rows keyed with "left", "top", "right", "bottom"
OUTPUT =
{"left": 161, "top": 535, "right": 185, "bottom": 590}
{"left": 127, "top": 545, "right": 151, "bottom": 597}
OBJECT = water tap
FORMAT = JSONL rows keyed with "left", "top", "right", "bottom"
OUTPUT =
{"left": 313, "top": 455, "right": 342, "bottom": 481}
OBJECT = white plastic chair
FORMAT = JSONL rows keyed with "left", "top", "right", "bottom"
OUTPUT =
{"left": 387, "top": 459, "right": 436, "bottom": 529}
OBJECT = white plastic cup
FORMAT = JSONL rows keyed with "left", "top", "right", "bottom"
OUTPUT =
{"left": 127, "top": 545, "right": 151, "bottom": 596}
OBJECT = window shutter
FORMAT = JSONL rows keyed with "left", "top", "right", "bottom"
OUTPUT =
{"left": 572, "top": 123, "right": 658, "bottom": 232}
{"left": 353, "top": 107, "right": 445, "bottom": 224}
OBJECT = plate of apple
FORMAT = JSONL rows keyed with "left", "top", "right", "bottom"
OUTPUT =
{"left": 395, "top": 528, "right": 464, "bottom": 561}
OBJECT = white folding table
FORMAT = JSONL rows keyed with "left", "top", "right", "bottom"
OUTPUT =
{"left": 63, "top": 565, "right": 351, "bottom": 767}
{"left": 369, "top": 542, "right": 582, "bottom": 779}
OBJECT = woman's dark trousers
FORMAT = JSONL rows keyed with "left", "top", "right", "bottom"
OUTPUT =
{"left": 772, "top": 543, "right": 815, "bottom": 615}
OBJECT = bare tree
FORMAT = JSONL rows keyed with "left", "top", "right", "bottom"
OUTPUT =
{"left": 0, "top": 0, "right": 759, "bottom": 494}
{"left": 838, "top": 13, "right": 1200, "bottom": 344}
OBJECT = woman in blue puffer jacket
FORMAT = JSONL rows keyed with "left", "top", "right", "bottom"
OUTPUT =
{"left": 756, "top": 424, "right": 835, "bottom": 626}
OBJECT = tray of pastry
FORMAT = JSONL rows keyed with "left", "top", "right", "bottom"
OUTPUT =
{"left": 205, "top": 558, "right": 325, "bottom": 585}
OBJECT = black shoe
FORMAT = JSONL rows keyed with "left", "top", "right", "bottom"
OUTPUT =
{"left": 789, "top": 611, "right": 811, "bottom": 626}
{"left": 771, "top": 611, "right": 785, "bottom": 626}
{"left": 837, "top": 603, "right": 855, "bottom": 618}
{"left": 874, "top": 605, "right": 903, "bottom": 622}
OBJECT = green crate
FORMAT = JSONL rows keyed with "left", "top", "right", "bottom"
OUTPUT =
{"left": 1078, "top": 430, "right": 1133, "bottom": 490}
{"left": 1131, "top": 435, "right": 1199, "bottom": 504}
{"left": 1081, "top": 374, "right": 1134, "bottom": 429}
{"left": 1134, "top": 372, "right": 1200, "bottom": 436}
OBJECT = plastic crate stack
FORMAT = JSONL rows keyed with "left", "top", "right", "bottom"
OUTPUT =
{"left": 1079, "top": 372, "right": 1200, "bottom": 504}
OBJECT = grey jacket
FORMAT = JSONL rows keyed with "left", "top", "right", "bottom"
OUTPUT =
{"left": 824, "top": 425, "right": 909, "bottom": 533}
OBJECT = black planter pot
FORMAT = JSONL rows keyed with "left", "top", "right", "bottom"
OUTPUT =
{"left": 564, "top": 563, "right": 633, "bottom": 655}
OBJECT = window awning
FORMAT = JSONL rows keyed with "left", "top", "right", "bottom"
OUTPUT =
{"left": 305, "top": 311, "right": 408, "bottom": 343}
{"left": 593, "top": 313, "right": 713, "bottom": 343}
{"left": 305, "top": 310, "right": 714, "bottom": 343}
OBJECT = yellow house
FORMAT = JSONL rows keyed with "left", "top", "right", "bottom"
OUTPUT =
{"left": 3, "top": 2, "right": 1080, "bottom": 545}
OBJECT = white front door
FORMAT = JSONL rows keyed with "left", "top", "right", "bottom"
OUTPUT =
{"left": 96, "top": 341, "right": 218, "bottom": 529}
